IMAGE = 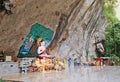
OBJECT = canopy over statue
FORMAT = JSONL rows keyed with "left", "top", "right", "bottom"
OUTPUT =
{"left": 18, "top": 23, "right": 54, "bottom": 58}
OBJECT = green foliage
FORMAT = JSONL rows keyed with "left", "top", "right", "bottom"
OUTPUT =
{"left": 0, "top": 78, "right": 5, "bottom": 82}
{"left": 105, "top": 22, "right": 120, "bottom": 55}
{"left": 103, "top": 0, "right": 118, "bottom": 23}
{"left": 103, "top": 0, "right": 120, "bottom": 65}
{"left": 110, "top": 54, "right": 120, "bottom": 65}
{"left": 90, "top": 55, "right": 95, "bottom": 60}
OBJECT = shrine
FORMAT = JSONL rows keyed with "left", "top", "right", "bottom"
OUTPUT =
{"left": 18, "top": 23, "right": 65, "bottom": 73}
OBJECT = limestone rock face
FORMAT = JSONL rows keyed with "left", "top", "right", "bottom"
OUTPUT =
{"left": 48, "top": 0, "right": 107, "bottom": 62}
{"left": 0, "top": 0, "right": 107, "bottom": 62}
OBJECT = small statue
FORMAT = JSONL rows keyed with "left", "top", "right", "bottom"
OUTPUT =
{"left": 94, "top": 33, "right": 105, "bottom": 56}
{"left": 37, "top": 41, "right": 47, "bottom": 56}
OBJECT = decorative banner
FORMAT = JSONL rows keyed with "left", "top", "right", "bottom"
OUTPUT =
{"left": 18, "top": 23, "right": 54, "bottom": 58}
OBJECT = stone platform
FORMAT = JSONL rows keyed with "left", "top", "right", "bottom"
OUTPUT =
{"left": 1, "top": 66, "right": 120, "bottom": 82}
{"left": 0, "top": 62, "right": 19, "bottom": 77}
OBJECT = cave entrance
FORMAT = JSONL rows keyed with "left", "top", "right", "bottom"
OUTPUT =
{"left": 17, "top": 23, "right": 54, "bottom": 58}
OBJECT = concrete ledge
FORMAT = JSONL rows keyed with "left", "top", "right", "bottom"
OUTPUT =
{"left": 0, "top": 62, "right": 19, "bottom": 76}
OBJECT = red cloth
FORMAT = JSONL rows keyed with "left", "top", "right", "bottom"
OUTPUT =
{"left": 38, "top": 54, "right": 52, "bottom": 59}
{"left": 97, "top": 58, "right": 103, "bottom": 62}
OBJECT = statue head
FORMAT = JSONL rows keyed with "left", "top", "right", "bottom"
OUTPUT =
{"left": 41, "top": 41, "right": 46, "bottom": 46}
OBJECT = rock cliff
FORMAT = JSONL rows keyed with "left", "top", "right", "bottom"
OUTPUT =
{"left": 0, "top": 0, "right": 107, "bottom": 62}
